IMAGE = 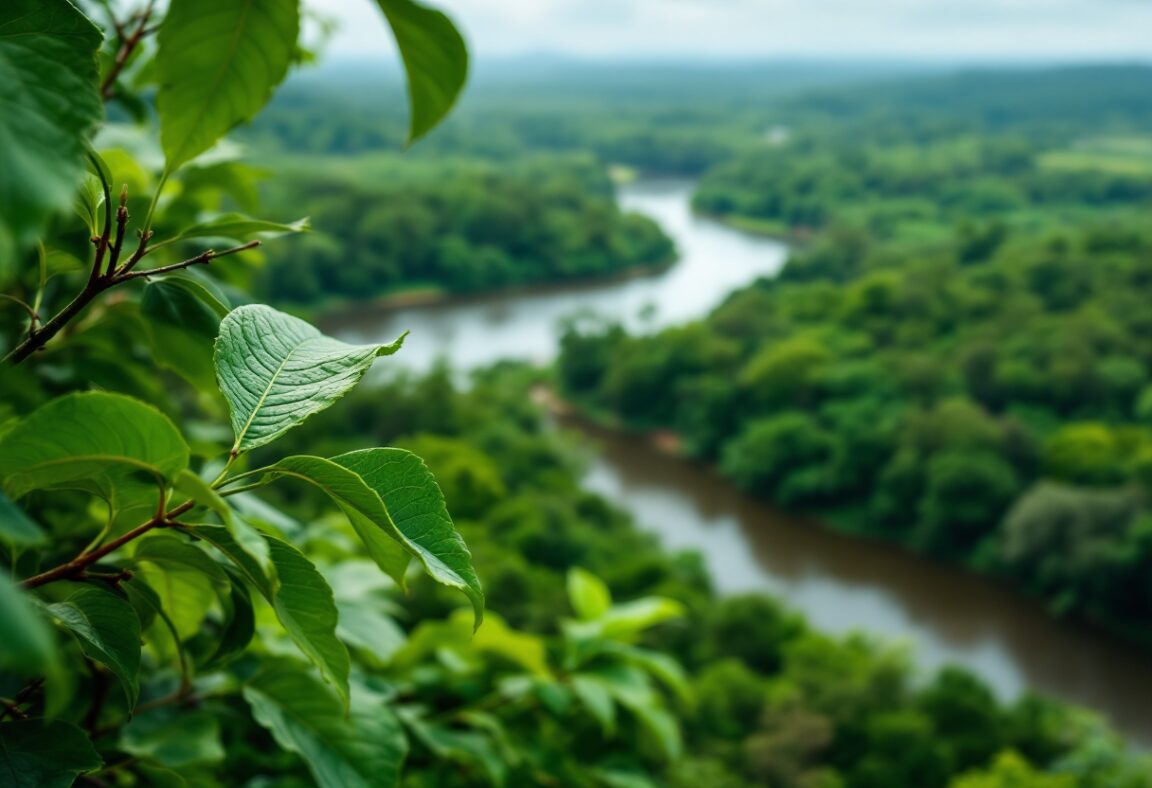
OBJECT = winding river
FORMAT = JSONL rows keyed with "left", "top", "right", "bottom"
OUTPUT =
{"left": 327, "top": 180, "right": 1152, "bottom": 744}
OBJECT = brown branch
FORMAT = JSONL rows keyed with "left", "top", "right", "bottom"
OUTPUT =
{"left": 90, "top": 689, "right": 198, "bottom": 740}
{"left": 107, "top": 188, "right": 130, "bottom": 278}
{"left": 133, "top": 687, "right": 198, "bottom": 716}
{"left": 0, "top": 699, "right": 28, "bottom": 721}
{"left": 4, "top": 230, "right": 258, "bottom": 364}
{"left": 116, "top": 240, "right": 261, "bottom": 282}
{"left": 100, "top": 1, "right": 156, "bottom": 102}
{"left": 6, "top": 276, "right": 105, "bottom": 364}
{"left": 115, "top": 228, "right": 155, "bottom": 277}
{"left": 21, "top": 500, "right": 194, "bottom": 590}
{"left": 0, "top": 679, "right": 44, "bottom": 722}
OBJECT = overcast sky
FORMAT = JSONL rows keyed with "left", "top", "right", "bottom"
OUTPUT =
{"left": 312, "top": 0, "right": 1152, "bottom": 62}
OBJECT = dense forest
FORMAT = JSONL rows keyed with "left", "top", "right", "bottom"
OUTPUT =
{"left": 557, "top": 67, "right": 1152, "bottom": 645}
{"left": 254, "top": 155, "right": 673, "bottom": 304}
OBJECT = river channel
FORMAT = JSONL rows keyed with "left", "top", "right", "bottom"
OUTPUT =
{"left": 326, "top": 179, "right": 1152, "bottom": 744}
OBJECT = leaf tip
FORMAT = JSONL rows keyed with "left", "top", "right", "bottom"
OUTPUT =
{"left": 376, "top": 330, "right": 409, "bottom": 357}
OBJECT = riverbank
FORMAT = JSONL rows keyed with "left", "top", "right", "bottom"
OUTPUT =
{"left": 540, "top": 385, "right": 1152, "bottom": 745}
{"left": 692, "top": 208, "right": 816, "bottom": 245}
{"left": 548, "top": 381, "right": 1152, "bottom": 645}
{"left": 309, "top": 257, "right": 677, "bottom": 323}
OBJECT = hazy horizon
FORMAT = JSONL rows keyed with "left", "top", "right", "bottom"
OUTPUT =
{"left": 310, "top": 0, "right": 1152, "bottom": 63}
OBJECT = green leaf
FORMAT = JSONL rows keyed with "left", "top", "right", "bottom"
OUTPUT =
{"left": 267, "top": 450, "right": 483, "bottom": 626}
{"left": 244, "top": 662, "right": 408, "bottom": 788}
{"left": 73, "top": 173, "right": 106, "bottom": 236}
{"left": 156, "top": 0, "right": 300, "bottom": 170}
{"left": 0, "top": 0, "right": 103, "bottom": 281}
{"left": 336, "top": 598, "right": 406, "bottom": 666}
{"left": 120, "top": 707, "right": 225, "bottom": 769}
{"left": 0, "top": 719, "right": 102, "bottom": 788}
{"left": 206, "top": 573, "right": 256, "bottom": 667}
{"left": 143, "top": 281, "right": 222, "bottom": 339}
{"left": 174, "top": 469, "right": 274, "bottom": 587}
{"left": 121, "top": 580, "right": 187, "bottom": 675}
{"left": 0, "top": 490, "right": 46, "bottom": 546}
{"left": 588, "top": 665, "right": 682, "bottom": 761}
{"left": 614, "top": 645, "right": 692, "bottom": 704}
{"left": 625, "top": 703, "right": 681, "bottom": 762}
{"left": 0, "top": 392, "right": 189, "bottom": 501}
{"left": 170, "top": 212, "right": 309, "bottom": 244}
{"left": 467, "top": 610, "right": 551, "bottom": 678}
{"left": 142, "top": 280, "right": 223, "bottom": 391}
{"left": 567, "top": 567, "right": 612, "bottom": 621}
{"left": 0, "top": 571, "right": 56, "bottom": 676}
{"left": 153, "top": 273, "right": 232, "bottom": 319}
{"left": 193, "top": 526, "right": 350, "bottom": 704}
{"left": 214, "top": 305, "right": 406, "bottom": 454}
{"left": 331, "top": 449, "right": 483, "bottom": 622}
{"left": 600, "top": 597, "right": 685, "bottom": 639}
{"left": 132, "top": 533, "right": 228, "bottom": 642}
{"left": 399, "top": 708, "right": 505, "bottom": 785}
{"left": 570, "top": 675, "right": 617, "bottom": 735}
{"left": 373, "top": 0, "right": 468, "bottom": 143}
{"left": 261, "top": 457, "right": 408, "bottom": 585}
{"left": 43, "top": 583, "right": 142, "bottom": 707}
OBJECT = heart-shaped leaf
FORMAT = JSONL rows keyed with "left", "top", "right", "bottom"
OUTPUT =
{"left": 214, "top": 305, "right": 406, "bottom": 454}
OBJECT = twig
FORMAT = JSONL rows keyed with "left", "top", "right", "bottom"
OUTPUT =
{"left": 0, "top": 679, "right": 44, "bottom": 722}
{"left": 107, "top": 187, "right": 129, "bottom": 278}
{"left": 116, "top": 240, "right": 261, "bottom": 282}
{"left": 0, "top": 294, "right": 40, "bottom": 326}
{"left": 4, "top": 232, "right": 259, "bottom": 365}
{"left": 133, "top": 687, "right": 198, "bottom": 716}
{"left": 21, "top": 500, "right": 194, "bottom": 590}
{"left": 91, "top": 690, "right": 200, "bottom": 739}
{"left": 100, "top": 0, "right": 156, "bottom": 101}
{"left": 0, "top": 699, "right": 28, "bottom": 720}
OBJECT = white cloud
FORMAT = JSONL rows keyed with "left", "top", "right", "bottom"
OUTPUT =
{"left": 311, "top": 0, "right": 1152, "bottom": 61}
